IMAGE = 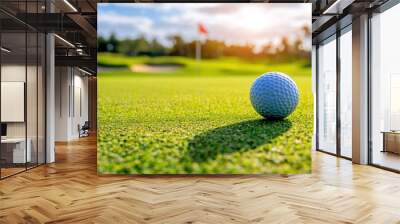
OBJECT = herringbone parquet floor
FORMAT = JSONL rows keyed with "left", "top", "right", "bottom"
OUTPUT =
{"left": 1, "top": 135, "right": 400, "bottom": 224}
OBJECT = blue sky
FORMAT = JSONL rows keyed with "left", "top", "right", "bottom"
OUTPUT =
{"left": 98, "top": 3, "right": 311, "bottom": 51}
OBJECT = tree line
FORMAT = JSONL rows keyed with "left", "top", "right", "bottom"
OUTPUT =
{"left": 98, "top": 25, "right": 311, "bottom": 62}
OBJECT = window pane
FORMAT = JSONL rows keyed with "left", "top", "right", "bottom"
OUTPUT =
{"left": 318, "top": 37, "right": 337, "bottom": 154}
{"left": 340, "top": 29, "right": 352, "bottom": 158}
{"left": 371, "top": 4, "right": 400, "bottom": 171}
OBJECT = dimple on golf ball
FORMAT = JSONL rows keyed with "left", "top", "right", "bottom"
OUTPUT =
{"left": 250, "top": 72, "right": 299, "bottom": 119}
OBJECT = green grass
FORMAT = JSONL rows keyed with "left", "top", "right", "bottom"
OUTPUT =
{"left": 97, "top": 53, "right": 313, "bottom": 174}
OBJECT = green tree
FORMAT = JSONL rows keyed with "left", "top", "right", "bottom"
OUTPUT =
{"left": 97, "top": 36, "right": 108, "bottom": 52}
{"left": 169, "top": 35, "right": 185, "bottom": 56}
{"left": 107, "top": 33, "right": 119, "bottom": 53}
{"left": 150, "top": 39, "right": 168, "bottom": 56}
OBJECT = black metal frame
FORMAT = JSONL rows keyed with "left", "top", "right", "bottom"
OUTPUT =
{"left": 315, "top": 44, "right": 319, "bottom": 151}
{"left": 0, "top": 0, "right": 47, "bottom": 180}
{"left": 0, "top": 16, "right": 2, "bottom": 179}
{"left": 367, "top": 10, "right": 372, "bottom": 166}
{"left": 336, "top": 22, "right": 341, "bottom": 158}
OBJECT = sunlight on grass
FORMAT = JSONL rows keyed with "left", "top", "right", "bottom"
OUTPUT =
{"left": 97, "top": 53, "right": 313, "bottom": 174}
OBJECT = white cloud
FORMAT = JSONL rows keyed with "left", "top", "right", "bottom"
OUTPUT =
{"left": 98, "top": 3, "right": 311, "bottom": 50}
{"left": 98, "top": 12, "right": 153, "bottom": 34}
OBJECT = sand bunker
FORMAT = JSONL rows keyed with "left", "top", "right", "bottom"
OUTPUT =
{"left": 130, "top": 64, "right": 182, "bottom": 73}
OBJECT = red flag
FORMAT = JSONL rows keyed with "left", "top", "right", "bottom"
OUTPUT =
{"left": 198, "top": 23, "right": 207, "bottom": 35}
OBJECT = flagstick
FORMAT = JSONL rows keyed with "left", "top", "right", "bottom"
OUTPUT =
{"left": 196, "top": 38, "right": 201, "bottom": 75}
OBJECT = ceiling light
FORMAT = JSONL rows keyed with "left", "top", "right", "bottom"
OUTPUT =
{"left": 63, "top": 0, "right": 78, "bottom": 12}
{"left": 76, "top": 48, "right": 85, "bottom": 55}
{"left": 54, "top": 34, "right": 75, "bottom": 48}
{"left": 1, "top": 47, "right": 11, "bottom": 53}
{"left": 78, "top": 67, "right": 93, "bottom": 76}
{"left": 323, "top": 0, "right": 354, "bottom": 15}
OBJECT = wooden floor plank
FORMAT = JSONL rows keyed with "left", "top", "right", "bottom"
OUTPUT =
{"left": 0, "top": 135, "right": 400, "bottom": 223}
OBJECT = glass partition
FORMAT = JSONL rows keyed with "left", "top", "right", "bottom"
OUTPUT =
{"left": 27, "top": 30, "right": 38, "bottom": 169}
{"left": 317, "top": 36, "right": 337, "bottom": 154}
{"left": 0, "top": 1, "right": 46, "bottom": 179}
{"left": 38, "top": 32, "right": 45, "bottom": 165}
{"left": 0, "top": 30, "right": 28, "bottom": 177}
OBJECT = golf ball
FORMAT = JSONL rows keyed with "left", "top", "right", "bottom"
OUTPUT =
{"left": 250, "top": 72, "right": 299, "bottom": 119}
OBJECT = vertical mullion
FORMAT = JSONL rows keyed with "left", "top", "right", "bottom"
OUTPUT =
{"left": 0, "top": 22, "right": 2, "bottom": 179}
{"left": 44, "top": 0, "right": 47, "bottom": 164}
{"left": 25, "top": 0, "right": 28, "bottom": 171}
{"left": 73, "top": 68, "right": 75, "bottom": 118}
{"left": 337, "top": 39, "right": 340, "bottom": 156}
{"left": 316, "top": 45, "right": 320, "bottom": 151}
{"left": 69, "top": 69, "right": 71, "bottom": 117}
{"left": 367, "top": 11, "right": 372, "bottom": 165}
{"left": 44, "top": 34, "right": 47, "bottom": 164}
{"left": 60, "top": 67, "right": 62, "bottom": 117}
{"left": 36, "top": 0, "right": 39, "bottom": 167}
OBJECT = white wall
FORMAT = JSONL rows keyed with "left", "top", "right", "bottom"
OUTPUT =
{"left": 1, "top": 65, "right": 25, "bottom": 81}
{"left": 55, "top": 66, "right": 70, "bottom": 141}
{"left": 1, "top": 65, "right": 26, "bottom": 140}
{"left": 72, "top": 73, "right": 89, "bottom": 138}
{"left": 1, "top": 82, "right": 25, "bottom": 122}
{"left": 55, "top": 67, "right": 89, "bottom": 141}
{"left": 1, "top": 65, "right": 31, "bottom": 139}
